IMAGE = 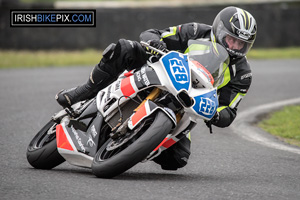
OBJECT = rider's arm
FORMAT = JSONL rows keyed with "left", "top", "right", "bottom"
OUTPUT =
{"left": 213, "top": 59, "right": 252, "bottom": 127}
{"left": 139, "top": 22, "right": 211, "bottom": 51}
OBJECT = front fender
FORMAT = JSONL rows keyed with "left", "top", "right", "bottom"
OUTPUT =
{"left": 128, "top": 100, "right": 177, "bottom": 130}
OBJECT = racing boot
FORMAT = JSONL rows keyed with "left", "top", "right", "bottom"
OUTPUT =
{"left": 55, "top": 61, "right": 114, "bottom": 108}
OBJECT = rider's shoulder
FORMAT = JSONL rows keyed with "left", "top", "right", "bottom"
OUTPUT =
{"left": 231, "top": 57, "right": 252, "bottom": 83}
{"left": 234, "top": 56, "right": 251, "bottom": 72}
{"left": 181, "top": 22, "right": 211, "bottom": 33}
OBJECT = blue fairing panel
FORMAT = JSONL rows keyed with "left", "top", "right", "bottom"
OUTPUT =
{"left": 161, "top": 52, "right": 190, "bottom": 91}
{"left": 193, "top": 89, "right": 218, "bottom": 119}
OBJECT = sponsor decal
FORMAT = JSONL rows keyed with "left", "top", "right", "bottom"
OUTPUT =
{"left": 193, "top": 90, "right": 218, "bottom": 119}
{"left": 91, "top": 125, "right": 97, "bottom": 138}
{"left": 135, "top": 71, "right": 142, "bottom": 82}
{"left": 87, "top": 135, "right": 95, "bottom": 147}
{"left": 141, "top": 67, "right": 150, "bottom": 86}
{"left": 236, "top": 30, "right": 251, "bottom": 40}
{"left": 105, "top": 85, "right": 112, "bottom": 102}
{"left": 226, "top": 47, "right": 244, "bottom": 57}
{"left": 71, "top": 126, "right": 86, "bottom": 153}
{"left": 181, "top": 129, "right": 190, "bottom": 135}
{"left": 115, "top": 80, "right": 121, "bottom": 91}
{"left": 241, "top": 73, "right": 252, "bottom": 80}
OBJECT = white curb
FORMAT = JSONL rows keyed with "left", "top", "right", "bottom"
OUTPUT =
{"left": 231, "top": 97, "right": 300, "bottom": 155}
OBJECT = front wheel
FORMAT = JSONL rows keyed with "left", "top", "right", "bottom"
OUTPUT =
{"left": 92, "top": 111, "right": 173, "bottom": 178}
{"left": 27, "top": 120, "right": 65, "bottom": 169}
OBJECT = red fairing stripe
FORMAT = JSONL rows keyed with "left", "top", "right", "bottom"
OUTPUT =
{"left": 121, "top": 77, "right": 135, "bottom": 98}
{"left": 56, "top": 124, "right": 74, "bottom": 151}
{"left": 153, "top": 137, "right": 169, "bottom": 152}
{"left": 153, "top": 138, "right": 177, "bottom": 152}
{"left": 131, "top": 103, "right": 147, "bottom": 127}
{"left": 162, "top": 138, "right": 176, "bottom": 148}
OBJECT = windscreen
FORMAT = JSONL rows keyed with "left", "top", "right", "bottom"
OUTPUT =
{"left": 185, "top": 40, "right": 229, "bottom": 87}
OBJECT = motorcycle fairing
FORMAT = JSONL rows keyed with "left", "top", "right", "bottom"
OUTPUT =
{"left": 153, "top": 134, "right": 179, "bottom": 152}
{"left": 154, "top": 51, "right": 219, "bottom": 121}
{"left": 56, "top": 112, "right": 104, "bottom": 168}
{"left": 119, "top": 66, "right": 162, "bottom": 99}
{"left": 192, "top": 89, "right": 218, "bottom": 119}
{"left": 160, "top": 51, "right": 191, "bottom": 92}
{"left": 128, "top": 100, "right": 177, "bottom": 130}
{"left": 133, "top": 66, "right": 161, "bottom": 90}
{"left": 97, "top": 66, "right": 162, "bottom": 118}
{"left": 56, "top": 124, "right": 75, "bottom": 151}
{"left": 56, "top": 123, "right": 93, "bottom": 168}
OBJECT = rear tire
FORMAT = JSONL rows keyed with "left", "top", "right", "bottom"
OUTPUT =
{"left": 92, "top": 111, "right": 173, "bottom": 178}
{"left": 27, "top": 120, "right": 65, "bottom": 169}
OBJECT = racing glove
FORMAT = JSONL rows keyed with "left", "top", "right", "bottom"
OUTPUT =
{"left": 146, "top": 40, "right": 167, "bottom": 55}
{"left": 204, "top": 112, "right": 220, "bottom": 133}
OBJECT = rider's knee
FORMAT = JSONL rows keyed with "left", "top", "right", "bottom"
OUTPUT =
{"left": 102, "top": 43, "right": 116, "bottom": 61}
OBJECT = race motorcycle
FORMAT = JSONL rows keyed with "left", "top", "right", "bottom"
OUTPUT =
{"left": 27, "top": 40, "right": 229, "bottom": 178}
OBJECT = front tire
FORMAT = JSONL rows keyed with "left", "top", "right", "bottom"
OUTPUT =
{"left": 27, "top": 120, "right": 65, "bottom": 169}
{"left": 92, "top": 111, "right": 173, "bottom": 178}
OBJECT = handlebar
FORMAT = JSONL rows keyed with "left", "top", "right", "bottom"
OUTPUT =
{"left": 140, "top": 41, "right": 168, "bottom": 56}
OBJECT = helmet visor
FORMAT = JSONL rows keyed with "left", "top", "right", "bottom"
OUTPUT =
{"left": 216, "top": 22, "right": 254, "bottom": 57}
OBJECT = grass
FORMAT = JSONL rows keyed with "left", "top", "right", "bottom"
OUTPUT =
{"left": 0, "top": 49, "right": 102, "bottom": 69}
{"left": 258, "top": 105, "right": 300, "bottom": 147}
{"left": 247, "top": 47, "right": 300, "bottom": 59}
{"left": 0, "top": 47, "right": 300, "bottom": 69}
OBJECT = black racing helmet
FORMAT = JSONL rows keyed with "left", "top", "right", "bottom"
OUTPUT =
{"left": 211, "top": 6, "right": 257, "bottom": 58}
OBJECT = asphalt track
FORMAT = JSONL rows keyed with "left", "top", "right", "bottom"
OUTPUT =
{"left": 1, "top": 59, "right": 300, "bottom": 200}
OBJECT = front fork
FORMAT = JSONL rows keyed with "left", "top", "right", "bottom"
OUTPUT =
{"left": 110, "top": 87, "right": 162, "bottom": 137}
{"left": 134, "top": 87, "right": 161, "bottom": 111}
{"left": 135, "top": 87, "right": 183, "bottom": 123}
{"left": 111, "top": 87, "right": 181, "bottom": 138}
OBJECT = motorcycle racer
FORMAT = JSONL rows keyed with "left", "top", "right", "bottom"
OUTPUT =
{"left": 56, "top": 6, "right": 257, "bottom": 170}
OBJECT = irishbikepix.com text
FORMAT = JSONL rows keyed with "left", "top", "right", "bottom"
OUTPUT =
{"left": 11, "top": 10, "right": 96, "bottom": 27}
